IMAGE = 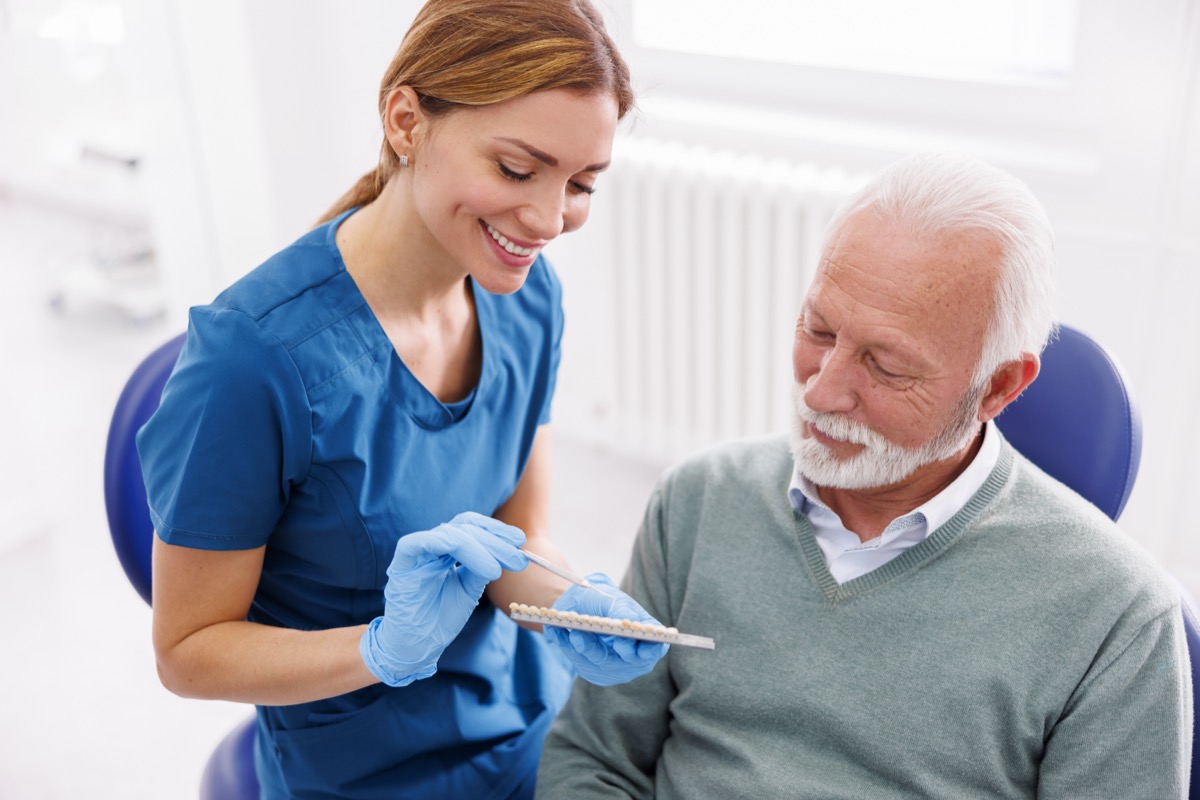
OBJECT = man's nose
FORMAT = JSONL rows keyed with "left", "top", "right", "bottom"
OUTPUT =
{"left": 798, "top": 347, "right": 858, "bottom": 415}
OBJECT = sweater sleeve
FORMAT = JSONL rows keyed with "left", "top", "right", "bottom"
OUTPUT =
{"left": 535, "top": 485, "right": 676, "bottom": 799}
{"left": 1036, "top": 599, "right": 1193, "bottom": 799}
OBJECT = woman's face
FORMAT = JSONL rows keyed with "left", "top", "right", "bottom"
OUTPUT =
{"left": 408, "top": 88, "right": 620, "bottom": 295}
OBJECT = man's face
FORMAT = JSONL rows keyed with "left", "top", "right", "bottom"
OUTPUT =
{"left": 790, "top": 208, "right": 1000, "bottom": 490}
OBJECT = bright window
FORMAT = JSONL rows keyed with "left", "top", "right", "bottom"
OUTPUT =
{"left": 632, "top": 0, "right": 1079, "bottom": 85}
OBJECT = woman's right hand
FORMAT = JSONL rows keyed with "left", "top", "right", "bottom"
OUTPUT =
{"left": 360, "top": 512, "right": 528, "bottom": 687}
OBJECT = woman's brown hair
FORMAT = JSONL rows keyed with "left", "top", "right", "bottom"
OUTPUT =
{"left": 317, "top": 0, "right": 633, "bottom": 224}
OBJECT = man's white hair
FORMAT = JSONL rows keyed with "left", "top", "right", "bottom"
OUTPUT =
{"left": 825, "top": 152, "right": 1057, "bottom": 387}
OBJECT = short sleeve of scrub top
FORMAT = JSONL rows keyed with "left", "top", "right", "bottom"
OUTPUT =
{"left": 135, "top": 209, "right": 571, "bottom": 800}
{"left": 138, "top": 306, "right": 312, "bottom": 550}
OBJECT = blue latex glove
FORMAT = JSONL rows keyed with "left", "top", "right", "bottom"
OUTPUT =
{"left": 544, "top": 573, "right": 669, "bottom": 686}
{"left": 360, "top": 512, "right": 528, "bottom": 687}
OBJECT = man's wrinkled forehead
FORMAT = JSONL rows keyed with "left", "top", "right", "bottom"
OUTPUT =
{"left": 806, "top": 209, "right": 999, "bottom": 364}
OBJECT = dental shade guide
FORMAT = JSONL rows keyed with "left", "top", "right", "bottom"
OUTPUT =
{"left": 508, "top": 603, "right": 716, "bottom": 650}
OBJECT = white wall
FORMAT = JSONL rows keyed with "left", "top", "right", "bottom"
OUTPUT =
{"left": 117, "top": 0, "right": 425, "bottom": 316}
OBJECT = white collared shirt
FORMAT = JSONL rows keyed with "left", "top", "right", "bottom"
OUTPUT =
{"left": 787, "top": 421, "right": 1001, "bottom": 584}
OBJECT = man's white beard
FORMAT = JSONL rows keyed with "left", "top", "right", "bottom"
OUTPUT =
{"left": 789, "top": 382, "right": 984, "bottom": 490}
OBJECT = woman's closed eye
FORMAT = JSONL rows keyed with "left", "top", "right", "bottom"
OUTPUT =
{"left": 498, "top": 162, "right": 532, "bottom": 182}
{"left": 499, "top": 162, "right": 596, "bottom": 196}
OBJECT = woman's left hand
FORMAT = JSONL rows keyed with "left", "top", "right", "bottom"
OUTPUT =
{"left": 543, "top": 573, "right": 669, "bottom": 686}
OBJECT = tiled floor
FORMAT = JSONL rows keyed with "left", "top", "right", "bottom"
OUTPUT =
{"left": 0, "top": 198, "right": 663, "bottom": 798}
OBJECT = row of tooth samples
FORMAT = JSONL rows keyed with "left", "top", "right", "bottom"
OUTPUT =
{"left": 509, "top": 603, "right": 678, "bottom": 635}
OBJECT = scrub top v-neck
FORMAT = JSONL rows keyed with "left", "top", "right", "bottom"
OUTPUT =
{"left": 137, "top": 207, "right": 571, "bottom": 799}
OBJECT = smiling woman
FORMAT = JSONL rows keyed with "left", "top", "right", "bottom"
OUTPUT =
{"left": 132, "top": 2, "right": 670, "bottom": 799}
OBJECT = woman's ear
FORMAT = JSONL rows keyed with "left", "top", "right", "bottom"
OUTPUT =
{"left": 383, "top": 86, "right": 424, "bottom": 160}
{"left": 978, "top": 353, "right": 1040, "bottom": 423}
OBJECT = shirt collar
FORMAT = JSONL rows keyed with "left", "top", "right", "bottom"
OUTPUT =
{"left": 788, "top": 420, "right": 1001, "bottom": 533}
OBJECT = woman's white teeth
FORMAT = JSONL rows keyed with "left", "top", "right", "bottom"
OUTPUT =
{"left": 486, "top": 224, "right": 534, "bottom": 257}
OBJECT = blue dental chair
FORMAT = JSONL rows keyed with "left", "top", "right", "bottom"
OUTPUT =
{"left": 103, "top": 332, "right": 259, "bottom": 800}
{"left": 993, "top": 323, "right": 1199, "bottom": 796}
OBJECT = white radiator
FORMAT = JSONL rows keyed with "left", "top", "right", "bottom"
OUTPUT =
{"left": 601, "top": 138, "right": 869, "bottom": 463}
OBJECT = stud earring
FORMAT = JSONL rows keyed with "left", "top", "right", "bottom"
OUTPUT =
{"left": 399, "top": 154, "right": 410, "bottom": 168}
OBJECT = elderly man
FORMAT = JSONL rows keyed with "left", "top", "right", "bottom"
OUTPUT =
{"left": 535, "top": 153, "right": 1192, "bottom": 798}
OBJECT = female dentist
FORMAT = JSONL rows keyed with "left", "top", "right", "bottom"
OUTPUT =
{"left": 136, "top": 1, "right": 665, "bottom": 797}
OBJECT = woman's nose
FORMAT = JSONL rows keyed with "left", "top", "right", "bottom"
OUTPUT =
{"left": 517, "top": 188, "right": 568, "bottom": 241}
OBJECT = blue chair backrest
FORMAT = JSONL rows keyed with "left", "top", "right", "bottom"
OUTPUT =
{"left": 995, "top": 323, "right": 1197, "bottom": 796}
{"left": 994, "top": 324, "right": 1141, "bottom": 521}
{"left": 103, "top": 332, "right": 186, "bottom": 605}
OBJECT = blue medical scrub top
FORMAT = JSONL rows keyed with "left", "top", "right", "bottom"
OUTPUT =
{"left": 137, "top": 209, "right": 573, "bottom": 799}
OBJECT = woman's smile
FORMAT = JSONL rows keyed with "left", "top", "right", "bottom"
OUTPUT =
{"left": 482, "top": 221, "right": 539, "bottom": 265}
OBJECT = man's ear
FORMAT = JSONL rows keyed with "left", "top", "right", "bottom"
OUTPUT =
{"left": 978, "top": 353, "right": 1040, "bottom": 423}
{"left": 382, "top": 86, "right": 425, "bottom": 160}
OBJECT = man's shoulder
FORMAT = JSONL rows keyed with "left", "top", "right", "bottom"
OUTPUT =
{"left": 666, "top": 433, "right": 792, "bottom": 484}
{"left": 987, "top": 447, "right": 1180, "bottom": 613}
{"left": 1002, "top": 447, "right": 1142, "bottom": 552}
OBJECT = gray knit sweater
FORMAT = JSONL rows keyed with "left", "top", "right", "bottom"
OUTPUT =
{"left": 536, "top": 434, "right": 1192, "bottom": 799}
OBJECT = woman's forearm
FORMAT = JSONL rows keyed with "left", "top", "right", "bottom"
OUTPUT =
{"left": 156, "top": 619, "right": 376, "bottom": 705}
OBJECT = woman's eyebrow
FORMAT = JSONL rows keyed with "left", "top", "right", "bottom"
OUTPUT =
{"left": 494, "top": 137, "right": 610, "bottom": 172}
